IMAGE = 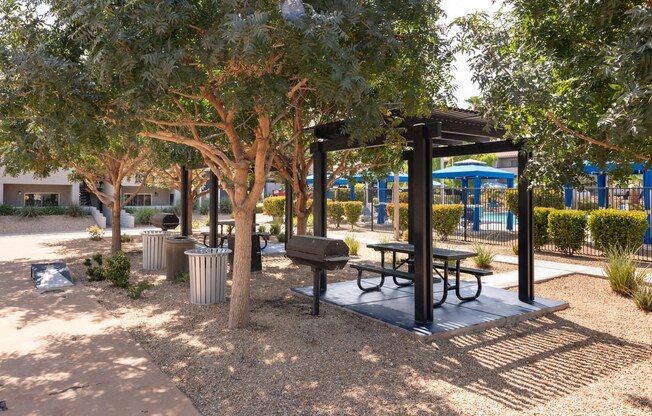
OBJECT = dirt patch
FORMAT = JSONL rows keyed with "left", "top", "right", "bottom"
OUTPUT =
{"left": 49, "top": 236, "right": 652, "bottom": 416}
{"left": 0, "top": 215, "right": 97, "bottom": 235}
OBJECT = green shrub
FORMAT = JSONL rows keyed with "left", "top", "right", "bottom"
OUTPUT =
{"left": 604, "top": 246, "right": 645, "bottom": 296}
{"left": 399, "top": 192, "right": 409, "bottom": 203}
{"left": 83, "top": 253, "right": 106, "bottom": 281}
{"left": 174, "top": 272, "right": 190, "bottom": 284}
{"left": 200, "top": 199, "right": 210, "bottom": 215}
{"left": 402, "top": 229, "right": 409, "bottom": 241}
{"left": 277, "top": 232, "right": 286, "bottom": 243}
{"left": 257, "top": 225, "right": 267, "bottom": 233}
{"left": 172, "top": 202, "right": 182, "bottom": 216}
{"left": 327, "top": 201, "right": 345, "bottom": 228}
{"left": 128, "top": 281, "right": 152, "bottom": 299}
{"left": 533, "top": 207, "right": 555, "bottom": 249}
{"left": 588, "top": 209, "right": 648, "bottom": 253}
{"left": 263, "top": 196, "right": 285, "bottom": 219}
{"left": 38, "top": 206, "right": 66, "bottom": 215}
{"left": 16, "top": 206, "right": 43, "bottom": 218}
{"left": 269, "top": 221, "right": 282, "bottom": 236}
{"left": 506, "top": 188, "right": 565, "bottom": 215}
{"left": 256, "top": 203, "right": 264, "bottom": 214}
{"left": 512, "top": 244, "right": 519, "bottom": 255}
{"left": 633, "top": 285, "right": 652, "bottom": 312}
{"left": 344, "top": 236, "right": 360, "bottom": 256}
{"left": 86, "top": 225, "right": 105, "bottom": 241}
{"left": 576, "top": 201, "right": 599, "bottom": 211}
{"left": 120, "top": 233, "right": 134, "bottom": 243}
{"left": 343, "top": 201, "right": 363, "bottom": 230}
{"left": 66, "top": 203, "right": 86, "bottom": 217}
{"left": 105, "top": 251, "right": 131, "bottom": 288}
{"left": 134, "top": 207, "right": 159, "bottom": 225}
{"left": 219, "top": 197, "right": 232, "bottom": 214}
{"left": 386, "top": 203, "right": 409, "bottom": 230}
{"left": 548, "top": 209, "right": 587, "bottom": 255}
{"left": 432, "top": 204, "right": 464, "bottom": 240}
{"left": 0, "top": 204, "right": 15, "bottom": 216}
{"left": 330, "top": 188, "right": 364, "bottom": 202}
{"left": 473, "top": 243, "right": 496, "bottom": 269}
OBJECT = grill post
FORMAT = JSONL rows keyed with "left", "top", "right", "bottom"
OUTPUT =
{"left": 312, "top": 269, "right": 321, "bottom": 315}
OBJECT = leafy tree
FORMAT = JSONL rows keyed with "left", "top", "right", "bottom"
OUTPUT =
{"left": 0, "top": 3, "right": 152, "bottom": 253}
{"left": 35, "top": 0, "right": 451, "bottom": 328}
{"left": 456, "top": 1, "right": 652, "bottom": 186}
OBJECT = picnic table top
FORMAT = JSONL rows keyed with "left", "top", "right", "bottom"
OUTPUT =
{"left": 366, "top": 242, "right": 477, "bottom": 261}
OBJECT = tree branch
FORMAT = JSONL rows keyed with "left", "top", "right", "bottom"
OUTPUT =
{"left": 546, "top": 111, "right": 647, "bottom": 161}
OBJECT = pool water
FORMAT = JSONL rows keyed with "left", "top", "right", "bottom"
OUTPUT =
{"left": 479, "top": 211, "right": 518, "bottom": 225}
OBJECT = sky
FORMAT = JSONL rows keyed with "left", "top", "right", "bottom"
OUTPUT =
{"left": 440, "top": 0, "right": 503, "bottom": 107}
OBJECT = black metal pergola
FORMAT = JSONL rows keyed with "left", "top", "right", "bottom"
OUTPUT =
{"left": 301, "top": 108, "right": 534, "bottom": 324}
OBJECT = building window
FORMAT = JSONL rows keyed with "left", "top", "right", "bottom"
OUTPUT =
{"left": 510, "top": 160, "right": 518, "bottom": 168}
{"left": 124, "top": 194, "right": 152, "bottom": 206}
{"left": 24, "top": 193, "right": 59, "bottom": 207}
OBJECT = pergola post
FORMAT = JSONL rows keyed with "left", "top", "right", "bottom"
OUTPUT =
{"left": 311, "top": 142, "right": 328, "bottom": 315}
{"left": 180, "top": 165, "right": 189, "bottom": 237}
{"left": 284, "top": 180, "right": 293, "bottom": 249}
{"left": 411, "top": 123, "right": 434, "bottom": 323}
{"left": 517, "top": 150, "right": 534, "bottom": 302}
{"left": 209, "top": 171, "right": 219, "bottom": 247}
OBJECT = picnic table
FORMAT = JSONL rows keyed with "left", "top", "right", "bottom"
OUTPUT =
{"left": 353, "top": 242, "right": 489, "bottom": 307}
{"left": 200, "top": 219, "right": 258, "bottom": 247}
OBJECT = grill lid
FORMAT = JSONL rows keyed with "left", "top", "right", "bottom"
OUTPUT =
{"left": 151, "top": 212, "right": 179, "bottom": 230}
{"left": 286, "top": 235, "right": 349, "bottom": 257}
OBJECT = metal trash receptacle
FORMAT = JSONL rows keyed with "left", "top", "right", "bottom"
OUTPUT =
{"left": 185, "top": 247, "right": 231, "bottom": 304}
{"left": 142, "top": 230, "right": 169, "bottom": 269}
{"left": 165, "top": 236, "right": 197, "bottom": 281}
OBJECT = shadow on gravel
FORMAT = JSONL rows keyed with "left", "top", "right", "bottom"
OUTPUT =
{"left": 438, "top": 315, "right": 651, "bottom": 411}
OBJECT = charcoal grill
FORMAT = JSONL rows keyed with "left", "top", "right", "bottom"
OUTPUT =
{"left": 286, "top": 236, "right": 349, "bottom": 315}
{"left": 151, "top": 212, "right": 179, "bottom": 230}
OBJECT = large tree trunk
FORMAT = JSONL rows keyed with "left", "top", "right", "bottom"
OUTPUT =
{"left": 228, "top": 161, "right": 258, "bottom": 328}
{"left": 393, "top": 172, "right": 401, "bottom": 241}
{"left": 111, "top": 185, "right": 122, "bottom": 254}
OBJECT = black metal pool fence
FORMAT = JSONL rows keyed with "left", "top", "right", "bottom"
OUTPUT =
{"left": 326, "top": 185, "right": 652, "bottom": 262}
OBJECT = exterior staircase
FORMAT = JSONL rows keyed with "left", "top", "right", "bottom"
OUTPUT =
{"left": 79, "top": 183, "right": 92, "bottom": 206}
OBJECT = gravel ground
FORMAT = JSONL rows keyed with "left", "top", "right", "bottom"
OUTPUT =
{"left": 50, "top": 236, "right": 652, "bottom": 416}
{"left": 0, "top": 215, "right": 96, "bottom": 234}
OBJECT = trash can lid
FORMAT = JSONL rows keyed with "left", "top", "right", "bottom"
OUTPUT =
{"left": 185, "top": 247, "right": 232, "bottom": 256}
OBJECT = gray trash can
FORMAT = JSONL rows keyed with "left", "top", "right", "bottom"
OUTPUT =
{"left": 142, "top": 230, "right": 169, "bottom": 270}
{"left": 185, "top": 247, "right": 231, "bottom": 304}
{"left": 165, "top": 236, "right": 197, "bottom": 281}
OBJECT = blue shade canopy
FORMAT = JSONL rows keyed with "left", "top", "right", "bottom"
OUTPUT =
{"left": 306, "top": 175, "right": 349, "bottom": 185}
{"left": 432, "top": 163, "right": 515, "bottom": 180}
{"left": 584, "top": 163, "right": 648, "bottom": 175}
{"left": 307, "top": 172, "right": 442, "bottom": 186}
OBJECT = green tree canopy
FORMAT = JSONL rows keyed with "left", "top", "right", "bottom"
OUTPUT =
{"left": 456, "top": 0, "right": 652, "bottom": 186}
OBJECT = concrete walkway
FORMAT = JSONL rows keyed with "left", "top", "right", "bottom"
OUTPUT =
{"left": 0, "top": 234, "right": 200, "bottom": 415}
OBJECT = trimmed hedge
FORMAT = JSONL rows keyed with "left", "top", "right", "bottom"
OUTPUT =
{"left": 330, "top": 188, "right": 364, "bottom": 202}
{"left": 343, "top": 201, "right": 363, "bottom": 230}
{"left": 263, "top": 196, "right": 285, "bottom": 219}
{"left": 548, "top": 209, "right": 587, "bottom": 255}
{"left": 506, "top": 188, "right": 565, "bottom": 216}
{"left": 432, "top": 204, "right": 464, "bottom": 240}
{"left": 386, "top": 203, "right": 408, "bottom": 230}
{"left": 386, "top": 203, "right": 464, "bottom": 240}
{"left": 327, "top": 201, "right": 345, "bottom": 228}
{"left": 588, "top": 209, "right": 648, "bottom": 252}
{"left": 399, "top": 192, "right": 409, "bottom": 203}
{"left": 533, "top": 207, "right": 555, "bottom": 249}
